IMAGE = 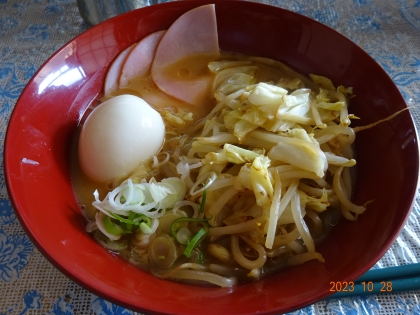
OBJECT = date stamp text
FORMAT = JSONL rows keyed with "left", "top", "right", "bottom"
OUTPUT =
{"left": 330, "top": 281, "right": 393, "bottom": 293}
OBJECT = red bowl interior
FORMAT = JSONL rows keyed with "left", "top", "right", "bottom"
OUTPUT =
{"left": 4, "top": 1, "right": 419, "bottom": 314}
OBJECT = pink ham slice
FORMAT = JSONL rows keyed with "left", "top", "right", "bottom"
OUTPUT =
{"left": 151, "top": 4, "right": 220, "bottom": 106}
{"left": 103, "top": 44, "right": 134, "bottom": 96}
{"left": 119, "top": 30, "right": 166, "bottom": 88}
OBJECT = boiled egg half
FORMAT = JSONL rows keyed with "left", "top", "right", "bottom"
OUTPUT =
{"left": 78, "top": 94, "right": 165, "bottom": 182}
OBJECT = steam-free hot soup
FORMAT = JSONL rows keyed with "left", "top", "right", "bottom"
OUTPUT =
{"left": 71, "top": 3, "right": 374, "bottom": 287}
{"left": 72, "top": 49, "right": 365, "bottom": 287}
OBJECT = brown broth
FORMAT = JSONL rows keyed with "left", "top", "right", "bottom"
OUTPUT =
{"left": 70, "top": 126, "right": 107, "bottom": 221}
{"left": 107, "top": 53, "right": 220, "bottom": 121}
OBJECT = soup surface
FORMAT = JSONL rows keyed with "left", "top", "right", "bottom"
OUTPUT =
{"left": 72, "top": 51, "right": 363, "bottom": 287}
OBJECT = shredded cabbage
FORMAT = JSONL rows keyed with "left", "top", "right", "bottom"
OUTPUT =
{"left": 204, "top": 144, "right": 262, "bottom": 164}
{"left": 250, "top": 156, "right": 273, "bottom": 209}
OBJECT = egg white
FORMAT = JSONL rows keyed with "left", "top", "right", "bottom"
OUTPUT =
{"left": 78, "top": 94, "right": 165, "bottom": 182}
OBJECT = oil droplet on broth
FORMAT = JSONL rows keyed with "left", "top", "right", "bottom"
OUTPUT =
{"left": 178, "top": 68, "right": 190, "bottom": 77}
{"left": 162, "top": 53, "right": 216, "bottom": 82}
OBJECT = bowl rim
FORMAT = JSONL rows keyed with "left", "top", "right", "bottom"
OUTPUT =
{"left": 4, "top": 1, "right": 420, "bottom": 314}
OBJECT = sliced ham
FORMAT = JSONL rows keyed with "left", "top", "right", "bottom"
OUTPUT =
{"left": 119, "top": 30, "right": 166, "bottom": 88}
{"left": 151, "top": 4, "right": 220, "bottom": 106}
{"left": 104, "top": 44, "right": 134, "bottom": 96}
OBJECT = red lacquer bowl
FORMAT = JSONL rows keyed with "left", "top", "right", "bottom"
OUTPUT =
{"left": 4, "top": 1, "right": 419, "bottom": 314}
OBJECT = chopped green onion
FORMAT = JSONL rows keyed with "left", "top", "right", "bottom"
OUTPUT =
{"left": 123, "top": 186, "right": 145, "bottom": 205}
{"left": 140, "top": 222, "right": 153, "bottom": 235}
{"left": 109, "top": 212, "right": 149, "bottom": 226}
{"left": 199, "top": 190, "right": 207, "bottom": 213}
{"left": 170, "top": 217, "right": 209, "bottom": 240}
{"left": 176, "top": 227, "right": 192, "bottom": 245}
{"left": 134, "top": 214, "right": 152, "bottom": 226}
{"left": 121, "top": 211, "right": 136, "bottom": 231}
{"left": 184, "top": 227, "right": 208, "bottom": 258}
{"left": 103, "top": 216, "right": 124, "bottom": 236}
{"left": 109, "top": 212, "right": 136, "bottom": 225}
{"left": 170, "top": 217, "right": 209, "bottom": 258}
{"left": 107, "top": 212, "right": 153, "bottom": 234}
